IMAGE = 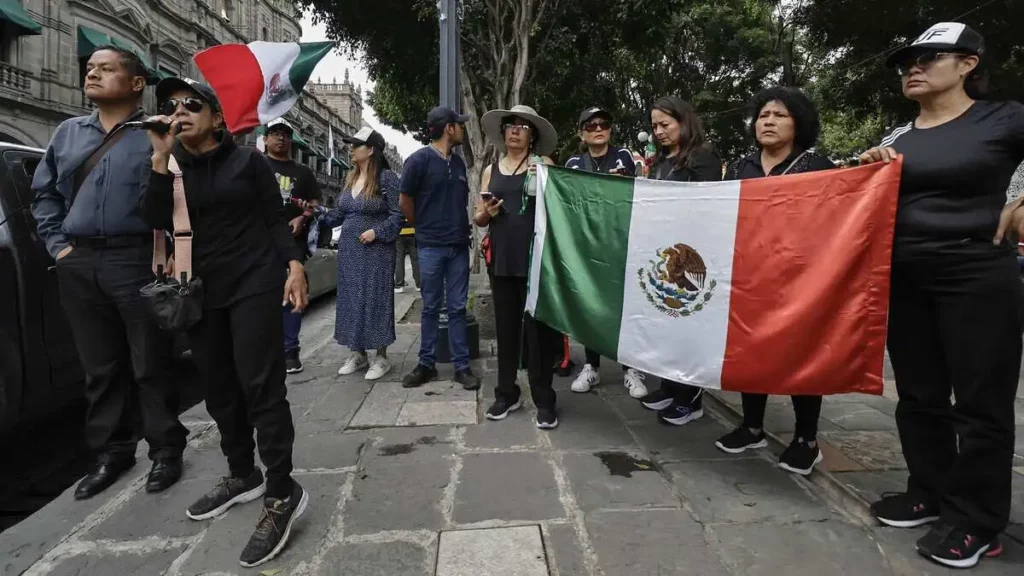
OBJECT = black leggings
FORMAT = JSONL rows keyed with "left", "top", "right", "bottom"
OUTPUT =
{"left": 741, "top": 394, "right": 822, "bottom": 440}
{"left": 490, "top": 275, "right": 561, "bottom": 410}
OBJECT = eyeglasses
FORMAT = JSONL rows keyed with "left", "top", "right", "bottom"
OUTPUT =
{"left": 583, "top": 120, "right": 612, "bottom": 133}
{"left": 266, "top": 131, "right": 292, "bottom": 140}
{"left": 502, "top": 123, "right": 532, "bottom": 133}
{"left": 159, "top": 97, "right": 205, "bottom": 116}
{"left": 896, "top": 52, "right": 965, "bottom": 76}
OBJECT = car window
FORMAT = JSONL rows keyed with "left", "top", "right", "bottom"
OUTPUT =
{"left": 14, "top": 157, "right": 39, "bottom": 207}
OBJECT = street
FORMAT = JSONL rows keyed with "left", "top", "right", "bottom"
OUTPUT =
{"left": 1, "top": 285, "right": 1022, "bottom": 575}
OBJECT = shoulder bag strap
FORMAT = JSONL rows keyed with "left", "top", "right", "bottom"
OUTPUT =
{"left": 151, "top": 156, "right": 194, "bottom": 283}
{"left": 71, "top": 127, "right": 130, "bottom": 205}
{"left": 779, "top": 150, "right": 811, "bottom": 176}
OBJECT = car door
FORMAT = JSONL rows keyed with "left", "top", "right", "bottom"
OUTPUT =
{"left": 2, "top": 149, "right": 82, "bottom": 427}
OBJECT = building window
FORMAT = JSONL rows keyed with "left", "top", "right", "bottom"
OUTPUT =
{"left": 1, "top": 23, "right": 18, "bottom": 64}
{"left": 261, "top": 26, "right": 268, "bottom": 41}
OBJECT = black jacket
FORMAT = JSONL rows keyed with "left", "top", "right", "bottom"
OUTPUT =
{"left": 725, "top": 149, "right": 836, "bottom": 180}
{"left": 649, "top": 147, "right": 722, "bottom": 182}
{"left": 141, "top": 133, "right": 301, "bottom": 308}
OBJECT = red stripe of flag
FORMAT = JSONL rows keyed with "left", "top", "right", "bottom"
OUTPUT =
{"left": 720, "top": 160, "right": 902, "bottom": 396}
{"left": 194, "top": 44, "right": 265, "bottom": 134}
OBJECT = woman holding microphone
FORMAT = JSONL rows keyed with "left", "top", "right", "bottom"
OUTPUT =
{"left": 142, "top": 77, "right": 308, "bottom": 568}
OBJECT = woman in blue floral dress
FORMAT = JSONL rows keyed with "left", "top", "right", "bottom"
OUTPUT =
{"left": 323, "top": 128, "right": 403, "bottom": 380}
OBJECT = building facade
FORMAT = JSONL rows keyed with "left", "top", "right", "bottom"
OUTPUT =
{"left": 0, "top": 0, "right": 403, "bottom": 204}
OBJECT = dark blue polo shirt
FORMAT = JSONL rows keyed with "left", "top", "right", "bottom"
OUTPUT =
{"left": 399, "top": 146, "right": 471, "bottom": 248}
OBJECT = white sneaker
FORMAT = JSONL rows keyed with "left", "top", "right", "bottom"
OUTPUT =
{"left": 365, "top": 357, "right": 392, "bottom": 381}
{"left": 394, "top": 285, "right": 405, "bottom": 294}
{"left": 623, "top": 369, "right": 648, "bottom": 399}
{"left": 570, "top": 364, "right": 600, "bottom": 393}
{"left": 337, "top": 354, "right": 369, "bottom": 375}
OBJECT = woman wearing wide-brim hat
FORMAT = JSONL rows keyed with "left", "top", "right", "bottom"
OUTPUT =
{"left": 473, "top": 104, "right": 563, "bottom": 429}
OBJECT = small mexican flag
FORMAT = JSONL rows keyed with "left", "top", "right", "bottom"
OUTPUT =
{"left": 194, "top": 41, "right": 334, "bottom": 133}
{"left": 526, "top": 162, "right": 902, "bottom": 396}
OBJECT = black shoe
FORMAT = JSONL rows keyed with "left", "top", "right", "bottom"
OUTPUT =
{"left": 74, "top": 457, "right": 136, "bottom": 500}
{"left": 186, "top": 469, "right": 266, "bottom": 521}
{"left": 926, "top": 527, "right": 999, "bottom": 569}
{"left": 402, "top": 364, "right": 437, "bottom": 388}
{"left": 916, "top": 522, "right": 1004, "bottom": 559}
{"left": 239, "top": 481, "right": 309, "bottom": 567}
{"left": 657, "top": 402, "right": 704, "bottom": 426}
{"left": 778, "top": 438, "right": 823, "bottom": 476}
{"left": 641, "top": 388, "right": 673, "bottom": 411}
{"left": 146, "top": 456, "right": 183, "bottom": 493}
{"left": 715, "top": 427, "right": 768, "bottom": 454}
{"left": 285, "top": 350, "right": 303, "bottom": 374}
{"left": 486, "top": 397, "right": 522, "bottom": 421}
{"left": 455, "top": 367, "right": 481, "bottom": 390}
{"left": 536, "top": 407, "right": 559, "bottom": 429}
{"left": 870, "top": 492, "right": 939, "bottom": 528}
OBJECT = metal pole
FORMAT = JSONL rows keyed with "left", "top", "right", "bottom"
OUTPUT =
{"left": 438, "top": 0, "right": 460, "bottom": 113}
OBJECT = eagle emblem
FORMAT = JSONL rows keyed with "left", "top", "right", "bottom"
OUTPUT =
{"left": 638, "top": 244, "right": 716, "bottom": 318}
{"left": 266, "top": 73, "right": 295, "bottom": 106}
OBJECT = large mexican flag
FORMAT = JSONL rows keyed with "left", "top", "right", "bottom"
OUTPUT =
{"left": 194, "top": 41, "right": 334, "bottom": 133}
{"left": 526, "top": 162, "right": 902, "bottom": 396}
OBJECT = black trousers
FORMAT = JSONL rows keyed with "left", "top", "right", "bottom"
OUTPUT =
{"left": 188, "top": 289, "right": 296, "bottom": 498}
{"left": 395, "top": 235, "right": 420, "bottom": 288}
{"left": 657, "top": 380, "right": 703, "bottom": 408}
{"left": 491, "top": 275, "right": 561, "bottom": 410}
{"left": 888, "top": 245, "right": 1022, "bottom": 538}
{"left": 56, "top": 243, "right": 186, "bottom": 462}
{"left": 742, "top": 394, "right": 822, "bottom": 440}
{"left": 583, "top": 348, "right": 630, "bottom": 372}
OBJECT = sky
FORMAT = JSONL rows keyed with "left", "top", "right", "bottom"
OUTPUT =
{"left": 299, "top": 12, "right": 421, "bottom": 160}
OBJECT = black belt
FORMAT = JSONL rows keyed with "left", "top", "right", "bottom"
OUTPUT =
{"left": 70, "top": 235, "right": 151, "bottom": 248}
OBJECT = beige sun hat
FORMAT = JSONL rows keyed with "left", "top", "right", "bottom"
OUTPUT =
{"left": 481, "top": 104, "right": 558, "bottom": 156}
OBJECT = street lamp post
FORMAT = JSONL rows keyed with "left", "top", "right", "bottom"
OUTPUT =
{"left": 438, "top": 0, "right": 461, "bottom": 113}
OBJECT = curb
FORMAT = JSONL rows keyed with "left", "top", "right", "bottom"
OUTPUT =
{"left": 703, "top": 391, "right": 878, "bottom": 527}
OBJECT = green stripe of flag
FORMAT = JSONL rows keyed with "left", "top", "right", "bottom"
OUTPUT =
{"left": 288, "top": 42, "right": 335, "bottom": 94}
{"left": 534, "top": 167, "right": 634, "bottom": 360}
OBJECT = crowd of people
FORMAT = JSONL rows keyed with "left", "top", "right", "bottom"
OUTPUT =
{"left": 27, "top": 20, "right": 1023, "bottom": 570}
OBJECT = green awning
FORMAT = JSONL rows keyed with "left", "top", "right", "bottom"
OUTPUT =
{"left": 77, "top": 26, "right": 110, "bottom": 59}
{"left": 292, "top": 133, "right": 312, "bottom": 150}
{"left": 156, "top": 69, "right": 176, "bottom": 81}
{"left": 331, "top": 157, "right": 351, "bottom": 169}
{"left": 0, "top": 0, "right": 42, "bottom": 35}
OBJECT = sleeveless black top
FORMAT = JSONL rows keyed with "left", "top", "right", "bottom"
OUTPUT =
{"left": 487, "top": 160, "right": 535, "bottom": 277}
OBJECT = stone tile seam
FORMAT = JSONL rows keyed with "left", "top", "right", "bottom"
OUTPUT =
{"left": 302, "top": 470, "right": 355, "bottom": 576}
{"left": 22, "top": 534, "right": 199, "bottom": 576}
{"left": 440, "top": 427, "right": 465, "bottom": 530}
{"left": 537, "top": 426, "right": 604, "bottom": 576}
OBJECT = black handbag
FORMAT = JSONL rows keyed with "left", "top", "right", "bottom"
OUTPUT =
{"left": 140, "top": 155, "right": 204, "bottom": 331}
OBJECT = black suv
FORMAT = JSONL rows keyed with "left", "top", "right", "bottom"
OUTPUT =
{"left": 0, "top": 143, "right": 82, "bottom": 438}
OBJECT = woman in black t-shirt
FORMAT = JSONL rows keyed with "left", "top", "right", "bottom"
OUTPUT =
{"left": 858, "top": 23, "right": 1024, "bottom": 569}
{"left": 473, "top": 105, "right": 561, "bottom": 429}
{"left": 715, "top": 87, "right": 835, "bottom": 476}
{"left": 639, "top": 96, "right": 722, "bottom": 426}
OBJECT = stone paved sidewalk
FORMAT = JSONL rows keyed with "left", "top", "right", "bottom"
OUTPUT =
{"left": 1, "top": 295, "right": 1022, "bottom": 575}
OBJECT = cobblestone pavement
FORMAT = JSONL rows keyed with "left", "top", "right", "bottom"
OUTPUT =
{"left": 1, "top": 291, "right": 1021, "bottom": 576}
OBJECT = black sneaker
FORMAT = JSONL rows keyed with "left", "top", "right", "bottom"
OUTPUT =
{"left": 186, "top": 469, "right": 266, "bottom": 521}
{"left": 916, "top": 522, "right": 1004, "bottom": 559}
{"left": 715, "top": 427, "right": 768, "bottom": 454}
{"left": 778, "top": 437, "right": 823, "bottom": 475}
{"left": 239, "top": 481, "right": 309, "bottom": 567}
{"left": 870, "top": 492, "right": 940, "bottom": 528}
{"left": 927, "top": 527, "right": 999, "bottom": 569}
{"left": 657, "top": 402, "right": 704, "bottom": 426}
{"left": 485, "top": 397, "right": 522, "bottom": 421}
{"left": 454, "top": 367, "right": 481, "bottom": 390}
{"left": 402, "top": 364, "right": 438, "bottom": 388}
{"left": 536, "top": 407, "right": 558, "bottom": 429}
{"left": 285, "top": 350, "right": 303, "bottom": 374}
{"left": 641, "top": 388, "right": 673, "bottom": 411}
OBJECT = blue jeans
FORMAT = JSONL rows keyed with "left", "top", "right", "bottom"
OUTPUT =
{"left": 283, "top": 303, "right": 302, "bottom": 354}
{"left": 418, "top": 245, "right": 470, "bottom": 370}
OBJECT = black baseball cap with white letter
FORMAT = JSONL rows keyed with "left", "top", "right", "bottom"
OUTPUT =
{"left": 886, "top": 22, "right": 985, "bottom": 67}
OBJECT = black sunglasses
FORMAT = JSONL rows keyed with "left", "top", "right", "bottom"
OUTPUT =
{"left": 583, "top": 120, "right": 612, "bottom": 133}
{"left": 158, "top": 97, "right": 206, "bottom": 116}
{"left": 895, "top": 51, "right": 967, "bottom": 76}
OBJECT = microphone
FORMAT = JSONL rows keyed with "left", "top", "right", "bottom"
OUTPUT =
{"left": 124, "top": 120, "right": 181, "bottom": 135}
